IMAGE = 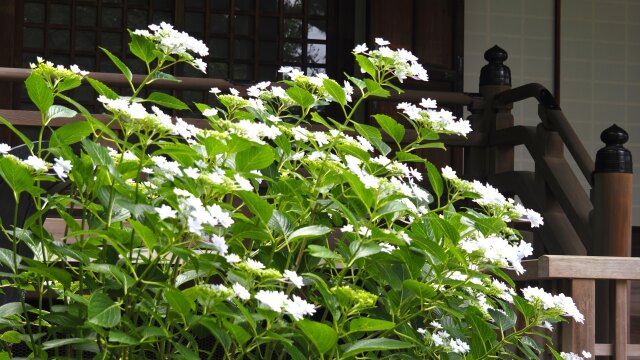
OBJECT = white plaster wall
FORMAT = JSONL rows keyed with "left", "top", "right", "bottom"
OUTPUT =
{"left": 464, "top": 0, "right": 640, "bottom": 225}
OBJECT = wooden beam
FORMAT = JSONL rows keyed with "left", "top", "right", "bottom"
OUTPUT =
{"left": 510, "top": 255, "right": 640, "bottom": 281}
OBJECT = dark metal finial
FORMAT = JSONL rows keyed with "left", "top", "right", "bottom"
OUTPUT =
{"left": 595, "top": 124, "right": 632, "bottom": 173}
{"left": 480, "top": 45, "right": 511, "bottom": 86}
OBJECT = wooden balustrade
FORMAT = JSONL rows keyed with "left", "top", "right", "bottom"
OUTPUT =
{"left": 511, "top": 255, "right": 640, "bottom": 358}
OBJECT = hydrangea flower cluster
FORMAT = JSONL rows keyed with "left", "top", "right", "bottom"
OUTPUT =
{"left": 353, "top": 37, "right": 429, "bottom": 82}
{"left": 133, "top": 21, "right": 209, "bottom": 72}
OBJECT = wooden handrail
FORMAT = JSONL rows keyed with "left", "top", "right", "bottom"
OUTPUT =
{"left": 0, "top": 67, "right": 474, "bottom": 106}
{"left": 493, "top": 83, "right": 595, "bottom": 185}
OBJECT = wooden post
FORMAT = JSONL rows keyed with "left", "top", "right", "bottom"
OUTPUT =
{"left": 592, "top": 124, "right": 633, "bottom": 357}
{"left": 478, "top": 45, "right": 514, "bottom": 178}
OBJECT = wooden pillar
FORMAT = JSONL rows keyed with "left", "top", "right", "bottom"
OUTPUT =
{"left": 592, "top": 124, "right": 633, "bottom": 357}
{"left": 478, "top": 45, "right": 514, "bottom": 178}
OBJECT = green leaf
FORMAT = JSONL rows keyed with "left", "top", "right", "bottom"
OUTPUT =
{"left": 297, "top": 319, "right": 337, "bottom": 355}
{"left": 340, "top": 338, "right": 413, "bottom": 358}
{"left": 164, "top": 288, "right": 194, "bottom": 319}
{"left": 23, "top": 261, "right": 72, "bottom": 289}
{"left": 237, "top": 191, "right": 273, "bottom": 225}
{"left": 0, "top": 116, "right": 32, "bottom": 151}
{"left": 428, "top": 215, "right": 460, "bottom": 244}
{"left": 395, "top": 151, "right": 424, "bottom": 163}
{"left": 50, "top": 121, "right": 94, "bottom": 148}
{"left": 364, "top": 78, "right": 390, "bottom": 97}
{"left": 25, "top": 73, "right": 53, "bottom": 114}
{"left": 109, "top": 330, "right": 140, "bottom": 345}
{"left": 373, "top": 114, "right": 405, "bottom": 144}
{"left": 349, "top": 241, "right": 381, "bottom": 263}
{"left": 129, "top": 220, "right": 157, "bottom": 250}
{"left": 42, "top": 338, "right": 93, "bottom": 350}
{"left": 236, "top": 146, "right": 275, "bottom": 171}
{"left": 289, "top": 225, "right": 331, "bottom": 242}
{"left": 129, "top": 31, "right": 157, "bottom": 63}
{"left": 100, "top": 47, "right": 132, "bottom": 82}
{"left": 426, "top": 161, "right": 443, "bottom": 199}
{"left": 323, "top": 78, "right": 346, "bottom": 105}
{"left": 85, "top": 264, "right": 135, "bottom": 290}
{"left": 0, "top": 302, "right": 31, "bottom": 318}
{"left": 355, "top": 54, "right": 376, "bottom": 78}
{"left": 199, "top": 318, "right": 232, "bottom": 352}
{"left": 145, "top": 91, "right": 190, "bottom": 110}
{"left": 346, "top": 74, "right": 366, "bottom": 90}
{"left": 152, "top": 71, "right": 180, "bottom": 82}
{"left": 286, "top": 86, "right": 315, "bottom": 108}
{"left": 403, "top": 279, "right": 436, "bottom": 300}
{"left": 47, "top": 105, "right": 77, "bottom": 120}
{"left": 489, "top": 308, "right": 517, "bottom": 331}
{"left": 0, "top": 330, "right": 21, "bottom": 344}
{"left": 87, "top": 292, "right": 121, "bottom": 328}
{"left": 348, "top": 318, "right": 395, "bottom": 333}
{"left": 308, "top": 245, "right": 342, "bottom": 260}
{"left": 87, "top": 78, "right": 119, "bottom": 100}
{"left": 223, "top": 320, "right": 251, "bottom": 346}
{"left": 0, "top": 156, "right": 34, "bottom": 200}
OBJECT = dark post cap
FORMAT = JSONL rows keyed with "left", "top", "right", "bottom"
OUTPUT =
{"left": 480, "top": 45, "right": 511, "bottom": 86}
{"left": 595, "top": 124, "right": 632, "bottom": 173}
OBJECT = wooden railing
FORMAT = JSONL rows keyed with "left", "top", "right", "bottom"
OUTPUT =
{"left": 511, "top": 255, "right": 640, "bottom": 358}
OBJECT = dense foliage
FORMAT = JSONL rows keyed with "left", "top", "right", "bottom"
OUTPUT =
{"left": 0, "top": 23, "right": 587, "bottom": 359}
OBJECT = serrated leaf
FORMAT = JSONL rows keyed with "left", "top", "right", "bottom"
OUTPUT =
{"left": 395, "top": 151, "right": 424, "bottom": 163}
{"left": 109, "top": 330, "right": 139, "bottom": 345}
{"left": 0, "top": 330, "right": 21, "bottom": 344}
{"left": 341, "top": 338, "right": 413, "bottom": 358}
{"left": 236, "top": 146, "right": 274, "bottom": 171}
{"left": 199, "top": 318, "right": 232, "bottom": 352}
{"left": 426, "top": 161, "right": 443, "bottom": 199}
{"left": 297, "top": 319, "right": 337, "bottom": 355}
{"left": 85, "top": 263, "right": 135, "bottom": 290}
{"left": 355, "top": 54, "right": 376, "bottom": 78}
{"left": 348, "top": 318, "right": 395, "bottom": 333}
{"left": 428, "top": 215, "right": 460, "bottom": 243}
{"left": 237, "top": 191, "right": 273, "bottom": 225}
{"left": 25, "top": 73, "right": 53, "bottom": 114}
{"left": 87, "top": 78, "right": 119, "bottom": 99}
{"left": 323, "top": 78, "right": 346, "bottom": 105}
{"left": 286, "top": 86, "right": 315, "bottom": 108}
{"left": 403, "top": 279, "right": 436, "bottom": 300}
{"left": 349, "top": 241, "right": 381, "bottom": 263}
{"left": 100, "top": 47, "right": 132, "bottom": 82}
{"left": 373, "top": 114, "right": 405, "bottom": 144}
{"left": 42, "top": 338, "right": 93, "bottom": 350}
{"left": 129, "top": 31, "right": 157, "bottom": 64}
{"left": 152, "top": 71, "right": 180, "bottom": 82}
{"left": 364, "top": 78, "right": 390, "bottom": 97}
{"left": 164, "top": 288, "right": 194, "bottom": 319}
{"left": 87, "top": 292, "right": 121, "bottom": 328}
{"left": 50, "top": 121, "right": 94, "bottom": 148}
{"left": 0, "top": 156, "right": 34, "bottom": 200}
{"left": 0, "top": 116, "right": 32, "bottom": 152}
{"left": 308, "top": 245, "right": 342, "bottom": 260}
{"left": 129, "top": 220, "right": 157, "bottom": 251}
{"left": 145, "top": 92, "right": 190, "bottom": 110}
{"left": 47, "top": 105, "right": 77, "bottom": 120}
{"left": 289, "top": 225, "right": 331, "bottom": 241}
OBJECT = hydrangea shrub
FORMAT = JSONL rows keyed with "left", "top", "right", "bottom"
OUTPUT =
{"left": 0, "top": 23, "right": 588, "bottom": 359}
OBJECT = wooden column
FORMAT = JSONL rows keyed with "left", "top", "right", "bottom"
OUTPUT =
{"left": 479, "top": 46, "right": 513, "bottom": 178}
{"left": 592, "top": 124, "right": 633, "bottom": 357}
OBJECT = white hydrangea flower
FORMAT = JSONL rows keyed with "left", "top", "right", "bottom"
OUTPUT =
{"left": 23, "top": 156, "right": 48, "bottom": 172}
{"left": 284, "top": 295, "right": 316, "bottom": 320}
{"left": 255, "top": 290, "right": 287, "bottom": 312}
{"left": 0, "top": 143, "right": 10, "bottom": 154}
{"left": 154, "top": 204, "right": 177, "bottom": 220}
{"left": 52, "top": 157, "right": 72, "bottom": 179}
{"left": 282, "top": 270, "right": 304, "bottom": 288}
{"left": 232, "top": 283, "right": 250, "bottom": 300}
